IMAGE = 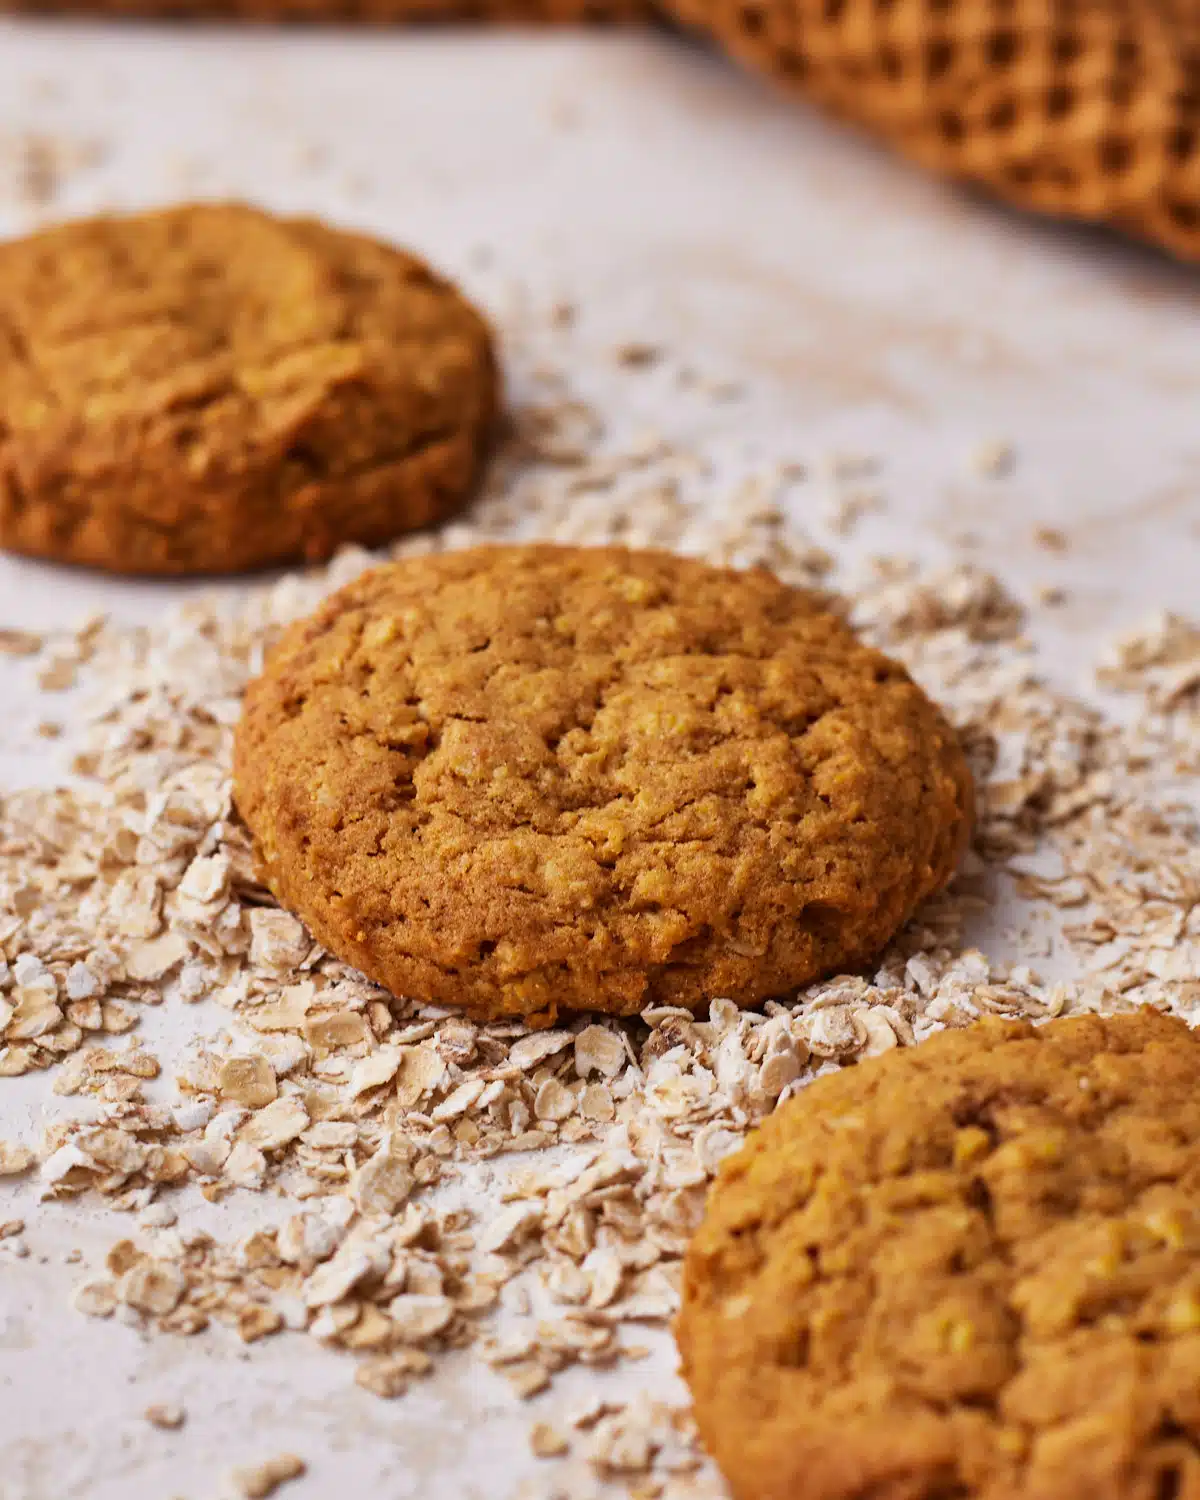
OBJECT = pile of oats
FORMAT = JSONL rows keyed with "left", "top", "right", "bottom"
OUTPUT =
{"left": 1, "top": 385, "right": 1197, "bottom": 1500}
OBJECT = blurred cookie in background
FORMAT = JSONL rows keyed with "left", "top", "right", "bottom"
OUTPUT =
{"left": 0, "top": 202, "right": 498, "bottom": 575}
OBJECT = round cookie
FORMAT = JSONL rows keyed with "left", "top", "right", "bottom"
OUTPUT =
{"left": 678, "top": 1009, "right": 1200, "bottom": 1500}
{"left": 0, "top": 204, "right": 497, "bottom": 575}
{"left": 233, "top": 545, "right": 971, "bottom": 1020}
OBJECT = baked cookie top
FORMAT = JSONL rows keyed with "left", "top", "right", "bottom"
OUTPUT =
{"left": 678, "top": 1009, "right": 1200, "bottom": 1500}
{"left": 0, "top": 203, "right": 496, "bottom": 574}
{"left": 233, "top": 545, "right": 971, "bottom": 1019}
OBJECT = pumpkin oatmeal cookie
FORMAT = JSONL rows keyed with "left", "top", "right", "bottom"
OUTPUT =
{"left": 0, "top": 203, "right": 497, "bottom": 575}
{"left": 678, "top": 1008, "right": 1200, "bottom": 1500}
{"left": 233, "top": 545, "right": 971, "bottom": 1020}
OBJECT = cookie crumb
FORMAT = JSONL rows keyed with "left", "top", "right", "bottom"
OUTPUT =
{"left": 614, "top": 342, "right": 661, "bottom": 368}
{"left": 230, "top": 1454, "right": 306, "bottom": 1498}
{"left": 972, "top": 439, "right": 1015, "bottom": 477}
{"left": 145, "top": 1403, "right": 186, "bottom": 1430}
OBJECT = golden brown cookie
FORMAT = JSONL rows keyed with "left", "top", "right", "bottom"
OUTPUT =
{"left": 232, "top": 545, "right": 971, "bottom": 1020}
{"left": 662, "top": 0, "right": 1200, "bottom": 263}
{"left": 0, "top": 204, "right": 497, "bottom": 575}
{"left": 678, "top": 1009, "right": 1200, "bottom": 1500}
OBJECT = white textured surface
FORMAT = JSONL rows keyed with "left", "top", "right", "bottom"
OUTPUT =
{"left": 0, "top": 19, "right": 1198, "bottom": 1500}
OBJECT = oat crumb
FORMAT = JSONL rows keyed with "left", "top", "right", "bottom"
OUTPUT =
{"left": 973, "top": 439, "right": 1015, "bottom": 477}
{"left": 614, "top": 342, "right": 660, "bottom": 369}
{"left": 145, "top": 1402, "right": 186, "bottom": 1430}
{"left": 230, "top": 1453, "right": 306, "bottom": 1498}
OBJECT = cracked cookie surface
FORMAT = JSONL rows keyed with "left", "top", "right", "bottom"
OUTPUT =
{"left": 678, "top": 1009, "right": 1200, "bottom": 1500}
{"left": 0, "top": 203, "right": 497, "bottom": 574}
{"left": 232, "top": 544, "right": 971, "bottom": 1019}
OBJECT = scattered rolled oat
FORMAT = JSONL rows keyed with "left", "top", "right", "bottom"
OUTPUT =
{"left": 72, "top": 1280, "right": 117, "bottom": 1318}
{"left": 0, "top": 627, "right": 42, "bottom": 656}
{"left": 0, "top": 1140, "right": 34, "bottom": 1174}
